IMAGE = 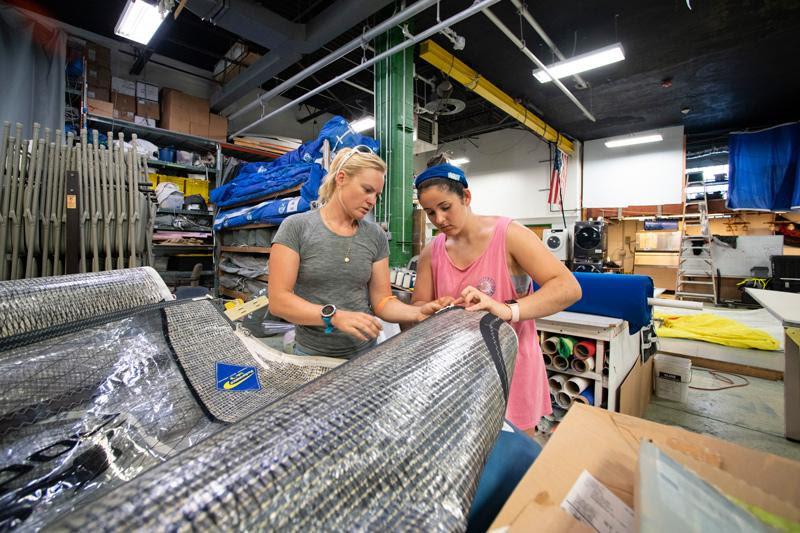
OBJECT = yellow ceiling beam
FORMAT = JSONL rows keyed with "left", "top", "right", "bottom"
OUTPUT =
{"left": 418, "top": 40, "right": 574, "bottom": 155}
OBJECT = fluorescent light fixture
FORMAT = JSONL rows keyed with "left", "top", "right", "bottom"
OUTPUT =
{"left": 351, "top": 116, "right": 375, "bottom": 133}
{"left": 449, "top": 157, "right": 470, "bottom": 166}
{"left": 533, "top": 43, "right": 625, "bottom": 83}
{"left": 115, "top": 0, "right": 167, "bottom": 45}
{"left": 604, "top": 134, "right": 663, "bottom": 148}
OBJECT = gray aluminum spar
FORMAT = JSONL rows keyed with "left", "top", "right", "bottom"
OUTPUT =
{"left": 0, "top": 123, "right": 11, "bottom": 280}
{"left": 76, "top": 141, "right": 87, "bottom": 272}
{"left": 115, "top": 133, "right": 126, "bottom": 269}
{"left": 9, "top": 123, "right": 33, "bottom": 280}
{"left": 41, "top": 140, "right": 56, "bottom": 276}
{"left": 23, "top": 138, "right": 45, "bottom": 277}
{"left": 91, "top": 130, "right": 107, "bottom": 268}
{"left": 89, "top": 138, "right": 101, "bottom": 271}
{"left": 127, "top": 135, "right": 137, "bottom": 267}
{"left": 99, "top": 146, "right": 113, "bottom": 270}
{"left": 2, "top": 123, "right": 23, "bottom": 280}
{"left": 51, "top": 137, "right": 67, "bottom": 275}
{"left": 0, "top": 121, "right": 9, "bottom": 218}
{"left": 49, "top": 308, "right": 518, "bottom": 531}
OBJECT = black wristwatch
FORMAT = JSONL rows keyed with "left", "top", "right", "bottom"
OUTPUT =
{"left": 321, "top": 304, "right": 337, "bottom": 334}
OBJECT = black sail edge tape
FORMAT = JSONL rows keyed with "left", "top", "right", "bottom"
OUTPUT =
{"left": 0, "top": 299, "right": 188, "bottom": 352}
{"left": 479, "top": 313, "right": 510, "bottom": 404}
{"left": 158, "top": 305, "right": 221, "bottom": 423}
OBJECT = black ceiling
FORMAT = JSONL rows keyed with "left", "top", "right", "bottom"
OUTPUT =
{"left": 13, "top": 0, "right": 800, "bottom": 149}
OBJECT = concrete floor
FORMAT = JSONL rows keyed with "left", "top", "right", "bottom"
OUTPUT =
{"left": 643, "top": 367, "right": 800, "bottom": 462}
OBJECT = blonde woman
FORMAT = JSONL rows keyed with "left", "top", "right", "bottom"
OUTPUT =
{"left": 269, "top": 146, "right": 451, "bottom": 358}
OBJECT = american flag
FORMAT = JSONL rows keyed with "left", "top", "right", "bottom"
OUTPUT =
{"left": 548, "top": 148, "right": 569, "bottom": 205}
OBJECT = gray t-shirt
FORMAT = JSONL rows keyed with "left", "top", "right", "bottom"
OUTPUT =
{"left": 272, "top": 209, "right": 389, "bottom": 358}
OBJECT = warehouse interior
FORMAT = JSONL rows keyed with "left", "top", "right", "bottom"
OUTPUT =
{"left": 1, "top": 0, "right": 800, "bottom": 530}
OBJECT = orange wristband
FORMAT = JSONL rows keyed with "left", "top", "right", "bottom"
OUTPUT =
{"left": 375, "top": 295, "right": 397, "bottom": 314}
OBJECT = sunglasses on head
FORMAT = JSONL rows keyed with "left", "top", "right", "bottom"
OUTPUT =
{"left": 332, "top": 145, "right": 375, "bottom": 176}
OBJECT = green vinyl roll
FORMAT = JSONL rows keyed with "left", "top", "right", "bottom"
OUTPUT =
{"left": 557, "top": 336, "right": 576, "bottom": 359}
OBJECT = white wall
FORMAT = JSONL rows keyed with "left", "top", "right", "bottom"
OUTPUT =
{"left": 414, "top": 128, "right": 582, "bottom": 227}
{"left": 583, "top": 125, "right": 685, "bottom": 208}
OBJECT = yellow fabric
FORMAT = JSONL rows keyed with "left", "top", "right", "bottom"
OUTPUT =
{"left": 655, "top": 312, "right": 780, "bottom": 351}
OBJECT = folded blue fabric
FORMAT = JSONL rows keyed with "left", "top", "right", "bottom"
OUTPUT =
{"left": 213, "top": 196, "right": 311, "bottom": 231}
{"left": 535, "top": 272, "right": 654, "bottom": 333}
{"left": 210, "top": 162, "right": 324, "bottom": 208}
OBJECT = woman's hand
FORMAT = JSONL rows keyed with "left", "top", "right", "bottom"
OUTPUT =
{"left": 331, "top": 310, "right": 383, "bottom": 341}
{"left": 456, "top": 286, "right": 513, "bottom": 321}
{"left": 415, "top": 296, "right": 457, "bottom": 322}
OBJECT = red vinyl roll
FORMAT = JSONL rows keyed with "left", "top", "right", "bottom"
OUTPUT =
{"left": 574, "top": 340, "right": 597, "bottom": 360}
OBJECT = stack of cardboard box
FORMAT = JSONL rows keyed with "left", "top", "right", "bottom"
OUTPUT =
{"left": 213, "top": 42, "right": 261, "bottom": 85}
{"left": 136, "top": 81, "right": 160, "bottom": 127}
{"left": 85, "top": 42, "right": 112, "bottom": 117}
{"left": 111, "top": 77, "right": 137, "bottom": 122}
{"left": 160, "top": 88, "right": 228, "bottom": 140}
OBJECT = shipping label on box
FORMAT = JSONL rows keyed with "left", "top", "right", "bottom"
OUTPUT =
{"left": 134, "top": 115, "right": 156, "bottom": 128}
{"left": 136, "top": 81, "right": 160, "bottom": 101}
{"left": 113, "top": 109, "right": 135, "bottom": 122}
{"left": 112, "top": 77, "right": 136, "bottom": 96}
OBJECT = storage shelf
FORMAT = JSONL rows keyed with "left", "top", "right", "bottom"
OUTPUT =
{"left": 224, "top": 223, "right": 277, "bottom": 230}
{"left": 86, "top": 114, "right": 217, "bottom": 153}
{"left": 219, "top": 141, "right": 280, "bottom": 162}
{"left": 148, "top": 159, "right": 216, "bottom": 174}
{"left": 153, "top": 225, "right": 212, "bottom": 233}
{"left": 545, "top": 365, "right": 607, "bottom": 386}
{"left": 156, "top": 208, "right": 213, "bottom": 217}
{"left": 220, "top": 245, "right": 271, "bottom": 254}
{"left": 223, "top": 184, "right": 301, "bottom": 209}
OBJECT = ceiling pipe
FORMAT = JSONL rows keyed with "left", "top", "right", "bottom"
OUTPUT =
{"left": 228, "top": 0, "right": 439, "bottom": 122}
{"left": 482, "top": 8, "right": 596, "bottom": 122}
{"left": 232, "top": 0, "right": 502, "bottom": 138}
{"left": 343, "top": 79, "right": 374, "bottom": 95}
{"left": 508, "top": 0, "right": 589, "bottom": 89}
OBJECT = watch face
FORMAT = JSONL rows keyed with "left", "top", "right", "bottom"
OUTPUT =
{"left": 321, "top": 304, "right": 336, "bottom": 317}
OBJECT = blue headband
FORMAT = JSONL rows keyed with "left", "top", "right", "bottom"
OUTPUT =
{"left": 414, "top": 163, "right": 469, "bottom": 189}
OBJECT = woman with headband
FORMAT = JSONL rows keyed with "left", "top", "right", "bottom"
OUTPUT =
{"left": 269, "top": 146, "right": 452, "bottom": 358}
{"left": 412, "top": 155, "right": 582, "bottom": 433}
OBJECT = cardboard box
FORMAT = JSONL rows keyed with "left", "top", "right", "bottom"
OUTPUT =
{"left": 489, "top": 404, "right": 800, "bottom": 531}
{"left": 134, "top": 115, "right": 156, "bottom": 128}
{"left": 87, "top": 98, "right": 113, "bottom": 118}
{"left": 86, "top": 42, "right": 111, "bottom": 66}
{"left": 86, "top": 85, "right": 110, "bottom": 102}
{"left": 136, "top": 99, "right": 161, "bottom": 120}
{"left": 112, "top": 77, "right": 136, "bottom": 97}
{"left": 208, "top": 113, "right": 228, "bottom": 141}
{"left": 86, "top": 65, "right": 111, "bottom": 89}
{"left": 161, "top": 88, "right": 210, "bottom": 136}
{"left": 136, "top": 81, "right": 160, "bottom": 102}
{"left": 617, "top": 356, "right": 653, "bottom": 418}
{"left": 112, "top": 91, "right": 136, "bottom": 114}
{"left": 213, "top": 51, "right": 261, "bottom": 84}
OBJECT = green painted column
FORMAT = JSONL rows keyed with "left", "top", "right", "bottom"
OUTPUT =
{"left": 374, "top": 27, "right": 414, "bottom": 268}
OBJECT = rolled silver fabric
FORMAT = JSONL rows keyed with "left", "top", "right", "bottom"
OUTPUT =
{"left": 0, "top": 267, "right": 171, "bottom": 339}
{"left": 51, "top": 308, "right": 518, "bottom": 532}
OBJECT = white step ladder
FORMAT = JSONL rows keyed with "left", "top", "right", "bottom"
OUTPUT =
{"left": 676, "top": 172, "right": 717, "bottom": 304}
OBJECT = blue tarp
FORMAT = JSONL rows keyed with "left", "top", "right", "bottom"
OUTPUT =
{"left": 213, "top": 196, "right": 311, "bottom": 231}
{"left": 728, "top": 122, "right": 800, "bottom": 211}
{"left": 535, "top": 272, "right": 654, "bottom": 333}
{"left": 210, "top": 162, "right": 324, "bottom": 208}
{"left": 210, "top": 115, "right": 380, "bottom": 209}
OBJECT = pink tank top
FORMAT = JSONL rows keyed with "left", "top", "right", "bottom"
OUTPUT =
{"left": 430, "top": 217, "right": 552, "bottom": 429}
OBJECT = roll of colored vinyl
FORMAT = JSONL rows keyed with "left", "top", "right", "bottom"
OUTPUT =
{"left": 571, "top": 356, "right": 595, "bottom": 374}
{"left": 572, "top": 387, "right": 595, "bottom": 406}
{"left": 542, "top": 352, "right": 553, "bottom": 368}
{"left": 556, "top": 391, "right": 573, "bottom": 409}
{"left": 574, "top": 340, "right": 596, "bottom": 360}
{"left": 552, "top": 355, "right": 570, "bottom": 371}
{"left": 557, "top": 336, "right": 576, "bottom": 359}
{"left": 542, "top": 336, "right": 559, "bottom": 355}
{"left": 565, "top": 376, "right": 590, "bottom": 396}
{"left": 548, "top": 373, "right": 567, "bottom": 393}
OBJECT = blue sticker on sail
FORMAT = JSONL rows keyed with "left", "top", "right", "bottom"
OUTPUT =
{"left": 215, "top": 362, "right": 261, "bottom": 391}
